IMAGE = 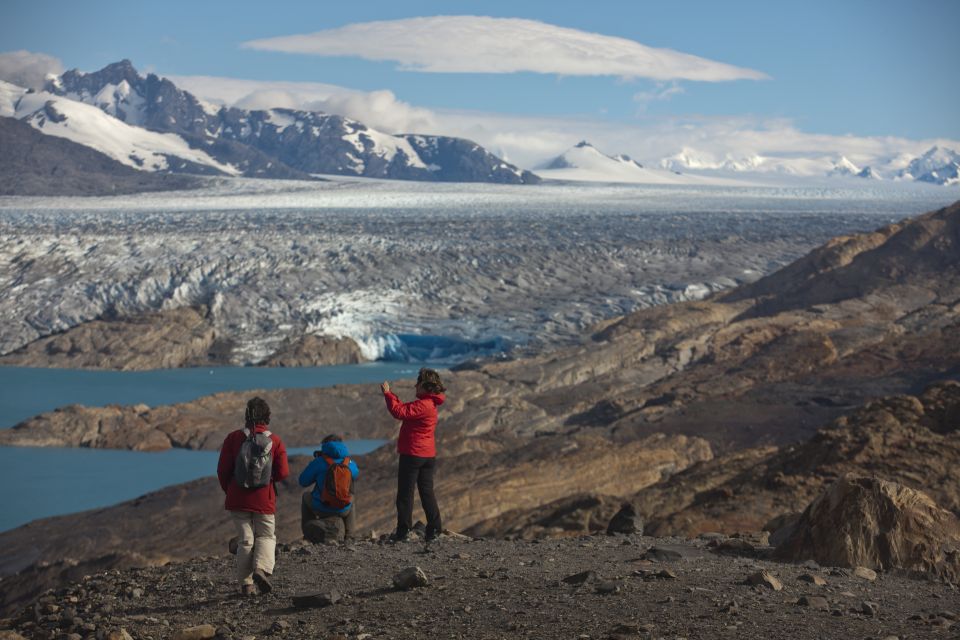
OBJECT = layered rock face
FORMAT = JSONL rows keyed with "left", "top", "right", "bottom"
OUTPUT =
{"left": 773, "top": 476, "right": 960, "bottom": 581}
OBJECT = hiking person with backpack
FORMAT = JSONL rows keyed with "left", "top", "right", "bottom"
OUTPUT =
{"left": 380, "top": 368, "right": 446, "bottom": 542}
{"left": 298, "top": 434, "right": 359, "bottom": 542}
{"left": 216, "top": 397, "right": 289, "bottom": 596}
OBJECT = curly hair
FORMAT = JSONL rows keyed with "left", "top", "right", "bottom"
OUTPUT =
{"left": 245, "top": 396, "right": 271, "bottom": 428}
{"left": 416, "top": 367, "right": 446, "bottom": 394}
{"left": 321, "top": 433, "right": 343, "bottom": 444}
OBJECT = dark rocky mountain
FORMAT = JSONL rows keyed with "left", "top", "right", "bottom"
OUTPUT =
{"left": 0, "top": 116, "right": 200, "bottom": 196}
{"left": 45, "top": 60, "right": 539, "bottom": 184}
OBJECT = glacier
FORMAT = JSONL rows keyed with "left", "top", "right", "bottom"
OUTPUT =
{"left": 0, "top": 178, "right": 956, "bottom": 364}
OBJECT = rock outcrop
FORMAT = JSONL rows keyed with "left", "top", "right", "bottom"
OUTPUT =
{"left": 0, "top": 307, "right": 365, "bottom": 370}
{"left": 773, "top": 476, "right": 960, "bottom": 581}
{"left": 259, "top": 335, "right": 364, "bottom": 367}
{"left": 0, "top": 307, "right": 221, "bottom": 370}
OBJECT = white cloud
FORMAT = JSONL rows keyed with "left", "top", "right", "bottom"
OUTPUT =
{"left": 0, "top": 50, "right": 63, "bottom": 89}
{"left": 167, "top": 75, "right": 435, "bottom": 134}
{"left": 243, "top": 16, "right": 768, "bottom": 82}
{"left": 633, "top": 81, "right": 685, "bottom": 111}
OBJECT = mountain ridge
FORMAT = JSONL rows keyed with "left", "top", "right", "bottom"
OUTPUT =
{"left": 33, "top": 60, "right": 539, "bottom": 185}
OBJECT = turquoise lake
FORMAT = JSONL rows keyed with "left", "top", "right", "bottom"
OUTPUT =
{"left": 0, "top": 362, "right": 429, "bottom": 532}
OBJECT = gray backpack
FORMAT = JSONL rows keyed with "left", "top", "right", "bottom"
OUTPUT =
{"left": 234, "top": 428, "right": 274, "bottom": 489}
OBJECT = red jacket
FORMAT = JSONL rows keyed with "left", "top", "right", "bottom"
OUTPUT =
{"left": 217, "top": 424, "right": 289, "bottom": 514}
{"left": 384, "top": 391, "right": 445, "bottom": 458}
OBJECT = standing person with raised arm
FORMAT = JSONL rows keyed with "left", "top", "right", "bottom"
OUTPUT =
{"left": 380, "top": 368, "right": 446, "bottom": 542}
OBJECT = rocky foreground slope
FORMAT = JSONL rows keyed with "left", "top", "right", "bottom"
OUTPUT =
{"left": 1, "top": 201, "right": 959, "bottom": 619}
{"left": 2, "top": 531, "right": 958, "bottom": 640}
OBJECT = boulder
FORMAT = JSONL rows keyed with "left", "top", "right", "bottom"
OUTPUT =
{"left": 303, "top": 518, "right": 343, "bottom": 544}
{"left": 292, "top": 591, "right": 341, "bottom": 608}
{"left": 392, "top": 566, "right": 428, "bottom": 590}
{"left": 774, "top": 476, "right": 960, "bottom": 580}
{"left": 170, "top": 625, "right": 217, "bottom": 640}
{"left": 745, "top": 570, "right": 782, "bottom": 591}
{"left": 606, "top": 503, "right": 643, "bottom": 535}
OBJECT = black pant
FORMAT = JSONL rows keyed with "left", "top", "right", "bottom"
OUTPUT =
{"left": 396, "top": 454, "right": 442, "bottom": 536}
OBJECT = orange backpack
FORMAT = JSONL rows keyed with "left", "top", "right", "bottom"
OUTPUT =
{"left": 320, "top": 455, "right": 353, "bottom": 508}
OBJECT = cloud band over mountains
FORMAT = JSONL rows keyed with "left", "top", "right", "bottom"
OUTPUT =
{"left": 243, "top": 16, "right": 768, "bottom": 82}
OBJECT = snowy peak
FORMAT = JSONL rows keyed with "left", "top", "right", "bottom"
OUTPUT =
{"left": 538, "top": 142, "right": 739, "bottom": 185}
{"left": 11, "top": 88, "right": 238, "bottom": 175}
{"left": 900, "top": 146, "right": 960, "bottom": 185}
{"left": 543, "top": 141, "right": 634, "bottom": 171}
{"left": 30, "top": 60, "right": 538, "bottom": 184}
{"left": 827, "top": 156, "right": 861, "bottom": 177}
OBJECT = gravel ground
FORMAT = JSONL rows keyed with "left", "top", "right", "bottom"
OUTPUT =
{"left": 6, "top": 533, "right": 958, "bottom": 640}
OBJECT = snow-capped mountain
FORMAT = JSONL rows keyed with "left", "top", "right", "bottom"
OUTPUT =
{"left": 897, "top": 146, "right": 960, "bottom": 186}
{"left": 36, "top": 60, "right": 538, "bottom": 184}
{"left": 9, "top": 84, "right": 238, "bottom": 176}
{"left": 537, "top": 141, "right": 740, "bottom": 185}
{"left": 659, "top": 145, "right": 958, "bottom": 185}
{"left": 827, "top": 156, "right": 861, "bottom": 177}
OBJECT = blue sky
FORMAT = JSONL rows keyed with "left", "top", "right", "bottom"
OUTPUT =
{"left": 2, "top": 0, "right": 958, "bottom": 168}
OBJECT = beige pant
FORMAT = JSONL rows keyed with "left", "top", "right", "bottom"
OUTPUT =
{"left": 230, "top": 511, "right": 276, "bottom": 585}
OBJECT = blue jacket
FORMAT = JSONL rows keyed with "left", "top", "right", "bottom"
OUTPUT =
{"left": 298, "top": 440, "right": 359, "bottom": 514}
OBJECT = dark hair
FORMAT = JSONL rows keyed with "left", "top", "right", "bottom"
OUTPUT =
{"left": 245, "top": 397, "right": 271, "bottom": 428}
{"left": 321, "top": 434, "right": 343, "bottom": 444}
{"left": 416, "top": 368, "right": 446, "bottom": 394}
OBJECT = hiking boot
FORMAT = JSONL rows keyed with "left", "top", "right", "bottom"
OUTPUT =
{"left": 424, "top": 528, "right": 440, "bottom": 543}
{"left": 228, "top": 536, "right": 239, "bottom": 555}
{"left": 241, "top": 583, "right": 256, "bottom": 597}
{"left": 388, "top": 530, "right": 409, "bottom": 543}
{"left": 252, "top": 569, "right": 273, "bottom": 594}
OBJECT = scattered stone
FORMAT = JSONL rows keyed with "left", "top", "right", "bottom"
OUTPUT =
{"left": 853, "top": 566, "right": 878, "bottom": 581}
{"left": 270, "top": 620, "right": 291, "bottom": 634}
{"left": 711, "top": 538, "right": 755, "bottom": 555}
{"left": 798, "top": 573, "right": 827, "bottom": 586}
{"left": 720, "top": 600, "right": 740, "bottom": 615}
{"left": 393, "top": 566, "right": 429, "bottom": 590}
{"left": 606, "top": 503, "right": 643, "bottom": 536}
{"left": 607, "top": 622, "right": 641, "bottom": 638}
{"left": 170, "top": 624, "right": 217, "bottom": 640}
{"left": 104, "top": 630, "right": 134, "bottom": 640}
{"left": 0, "top": 632, "right": 26, "bottom": 640}
{"left": 596, "top": 581, "right": 621, "bottom": 595}
{"left": 698, "top": 532, "right": 726, "bottom": 541}
{"left": 861, "top": 601, "right": 880, "bottom": 617}
{"left": 562, "top": 570, "right": 598, "bottom": 585}
{"left": 292, "top": 591, "right": 342, "bottom": 608}
{"left": 643, "top": 545, "right": 703, "bottom": 562}
{"left": 655, "top": 569, "right": 677, "bottom": 580}
{"left": 798, "top": 595, "right": 830, "bottom": 610}
{"left": 745, "top": 571, "right": 783, "bottom": 591}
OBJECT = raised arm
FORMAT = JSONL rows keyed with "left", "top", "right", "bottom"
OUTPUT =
{"left": 383, "top": 390, "right": 428, "bottom": 421}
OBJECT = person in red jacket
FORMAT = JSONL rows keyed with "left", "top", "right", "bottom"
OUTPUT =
{"left": 216, "top": 397, "right": 289, "bottom": 595}
{"left": 380, "top": 367, "right": 446, "bottom": 542}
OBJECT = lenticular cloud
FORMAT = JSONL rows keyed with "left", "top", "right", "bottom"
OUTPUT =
{"left": 243, "top": 16, "right": 768, "bottom": 82}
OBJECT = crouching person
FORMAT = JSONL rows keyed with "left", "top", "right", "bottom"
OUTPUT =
{"left": 299, "top": 434, "right": 359, "bottom": 543}
{"left": 217, "top": 397, "right": 289, "bottom": 596}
